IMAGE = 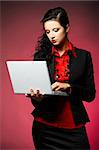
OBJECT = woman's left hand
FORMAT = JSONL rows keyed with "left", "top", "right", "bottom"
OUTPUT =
{"left": 51, "top": 82, "right": 71, "bottom": 91}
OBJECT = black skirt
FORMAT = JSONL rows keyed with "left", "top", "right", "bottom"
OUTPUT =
{"left": 32, "top": 121, "right": 90, "bottom": 150}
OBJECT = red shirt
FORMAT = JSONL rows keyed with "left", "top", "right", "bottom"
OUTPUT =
{"left": 34, "top": 41, "right": 84, "bottom": 129}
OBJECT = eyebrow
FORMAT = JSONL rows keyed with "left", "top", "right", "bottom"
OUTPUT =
{"left": 45, "top": 27, "right": 60, "bottom": 31}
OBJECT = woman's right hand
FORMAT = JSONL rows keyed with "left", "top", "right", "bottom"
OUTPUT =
{"left": 25, "top": 89, "right": 44, "bottom": 102}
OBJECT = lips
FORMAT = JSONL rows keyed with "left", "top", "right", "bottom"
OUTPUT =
{"left": 52, "top": 40, "right": 56, "bottom": 43}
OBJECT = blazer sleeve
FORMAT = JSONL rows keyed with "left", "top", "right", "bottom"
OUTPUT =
{"left": 70, "top": 52, "right": 96, "bottom": 102}
{"left": 30, "top": 52, "right": 47, "bottom": 107}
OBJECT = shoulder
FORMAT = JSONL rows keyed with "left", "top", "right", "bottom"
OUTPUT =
{"left": 33, "top": 50, "right": 46, "bottom": 60}
{"left": 74, "top": 47, "right": 92, "bottom": 60}
{"left": 75, "top": 47, "right": 91, "bottom": 55}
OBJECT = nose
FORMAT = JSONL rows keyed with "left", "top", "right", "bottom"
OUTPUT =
{"left": 51, "top": 36, "right": 55, "bottom": 40}
{"left": 49, "top": 32, "right": 55, "bottom": 40}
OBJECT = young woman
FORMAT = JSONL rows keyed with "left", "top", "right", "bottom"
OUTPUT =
{"left": 26, "top": 7, "right": 96, "bottom": 149}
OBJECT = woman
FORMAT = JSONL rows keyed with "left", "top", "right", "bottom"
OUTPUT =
{"left": 26, "top": 7, "right": 96, "bottom": 149}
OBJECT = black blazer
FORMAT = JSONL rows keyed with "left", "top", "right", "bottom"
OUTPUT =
{"left": 31, "top": 48, "right": 96, "bottom": 125}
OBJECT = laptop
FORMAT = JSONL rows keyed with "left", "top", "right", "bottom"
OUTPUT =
{"left": 6, "top": 61, "right": 68, "bottom": 96}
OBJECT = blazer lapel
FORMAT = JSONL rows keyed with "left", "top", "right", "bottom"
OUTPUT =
{"left": 69, "top": 50, "right": 83, "bottom": 83}
{"left": 46, "top": 54, "right": 55, "bottom": 84}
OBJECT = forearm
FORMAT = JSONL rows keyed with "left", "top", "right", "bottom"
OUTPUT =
{"left": 69, "top": 84, "right": 96, "bottom": 102}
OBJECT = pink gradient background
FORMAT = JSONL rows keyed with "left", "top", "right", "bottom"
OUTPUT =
{"left": 1, "top": 1, "right": 99, "bottom": 150}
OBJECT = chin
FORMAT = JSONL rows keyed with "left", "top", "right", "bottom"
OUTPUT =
{"left": 52, "top": 42, "right": 59, "bottom": 46}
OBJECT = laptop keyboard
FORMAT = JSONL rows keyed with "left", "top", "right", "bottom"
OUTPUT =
{"left": 53, "top": 90, "right": 68, "bottom": 96}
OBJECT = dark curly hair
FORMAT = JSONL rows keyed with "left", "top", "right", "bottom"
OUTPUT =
{"left": 34, "top": 7, "right": 69, "bottom": 60}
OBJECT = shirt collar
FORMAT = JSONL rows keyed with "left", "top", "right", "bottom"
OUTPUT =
{"left": 52, "top": 41, "right": 77, "bottom": 57}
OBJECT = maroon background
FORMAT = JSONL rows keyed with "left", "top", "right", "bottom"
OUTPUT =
{"left": 1, "top": 1, "right": 99, "bottom": 150}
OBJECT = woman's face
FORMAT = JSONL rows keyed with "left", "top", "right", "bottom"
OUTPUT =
{"left": 44, "top": 20, "right": 69, "bottom": 46}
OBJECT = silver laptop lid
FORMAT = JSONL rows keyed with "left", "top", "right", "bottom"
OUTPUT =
{"left": 6, "top": 61, "right": 52, "bottom": 94}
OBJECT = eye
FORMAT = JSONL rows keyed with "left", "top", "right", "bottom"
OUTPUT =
{"left": 53, "top": 28, "right": 59, "bottom": 32}
{"left": 45, "top": 30, "right": 50, "bottom": 34}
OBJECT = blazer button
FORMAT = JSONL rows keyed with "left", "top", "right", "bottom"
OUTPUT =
{"left": 56, "top": 75, "right": 59, "bottom": 79}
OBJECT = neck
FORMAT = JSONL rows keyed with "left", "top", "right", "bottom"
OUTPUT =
{"left": 55, "top": 38, "right": 69, "bottom": 56}
{"left": 56, "top": 39, "right": 68, "bottom": 51}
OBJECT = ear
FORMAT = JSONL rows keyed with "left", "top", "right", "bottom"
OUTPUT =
{"left": 66, "top": 24, "right": 70, "bottom": 33}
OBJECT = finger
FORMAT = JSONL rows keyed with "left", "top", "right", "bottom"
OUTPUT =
{"left": 52, "top": 85, "right": 58, "bottom": 91}
{"left": 51, "top": 82, "right": 59, "bottom": 90}
{"left": 30, "top": 89, "right": 35, "bottom": 96}
{"left": 30, "top": 89, "right": 34, "bottom": 93}
{"left": 36, "top": 89, "right": 40, "bottom": 95}
{"left": 35, "top": 89, "right": 40, "bottom": 95}
{"left": 25, "top": 93, "right": 29, "bottom": 97}
{"left": 54, "top": 86, "right": 61, "bottom": 91}
{"left": 25, "top": 93, "right": 28, "bottom": 96}
{"left": 36, "top": 89, "right": 45, "bottom": 96}
{"left": 37, "top": 90, "right": 44, "bottom": 98}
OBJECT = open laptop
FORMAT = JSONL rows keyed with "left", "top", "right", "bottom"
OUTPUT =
{"left": 6, "top": 61, "right": 68, "bottom": 96}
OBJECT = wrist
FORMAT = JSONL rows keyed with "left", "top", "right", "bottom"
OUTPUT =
{"left": 66, "top": 84, "right": 72, "bottom": 95}
{"left": 66, "top": 83, "right": 71, "bottom": 88}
